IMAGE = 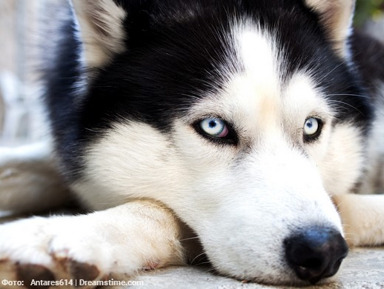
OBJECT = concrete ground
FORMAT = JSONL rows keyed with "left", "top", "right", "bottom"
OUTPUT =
{"left": 131, "top": 247, "right": 384, "bottom": 289}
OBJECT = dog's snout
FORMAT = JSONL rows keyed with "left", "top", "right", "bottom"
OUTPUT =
{"left": 284, "top": 226, "right": 348, "bottom": 284}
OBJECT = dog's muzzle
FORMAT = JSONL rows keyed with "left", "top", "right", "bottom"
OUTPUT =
{"left": 284, "top": 226, "right": 349, "bottom": 284}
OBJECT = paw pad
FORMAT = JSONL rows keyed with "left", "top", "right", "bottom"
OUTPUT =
{"left": 69, "top": 260, "right": 100, "bottom": 281}
{"left": 16, "top": 263, "right": 55, "bottom": 289}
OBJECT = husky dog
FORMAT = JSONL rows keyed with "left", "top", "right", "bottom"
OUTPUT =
{"left": 1, "top": 0, "right": 384, "bottom": 286}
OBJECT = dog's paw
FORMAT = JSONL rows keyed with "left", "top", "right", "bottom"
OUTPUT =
{"left": 333, "top": 194, "right": 384, "bottom": 246}
{"left": 0, "top": 259, "right": 101, "bottom": 289}
{"left": 0, "top": 217, "right": 109, "bottom": 289}
{"left": 0, "top": 201, "right": 185, "bottom": 288}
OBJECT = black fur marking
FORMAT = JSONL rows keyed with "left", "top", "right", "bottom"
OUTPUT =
{"left": 43, "top": 8, "right": 87, "bottom": 179}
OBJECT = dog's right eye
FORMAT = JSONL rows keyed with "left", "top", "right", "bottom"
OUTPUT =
{"left": 200, "top": 118, "right": 228, "bottom": 137}
{"left": 193, "top": 117, "right": 238, "bottom": 145}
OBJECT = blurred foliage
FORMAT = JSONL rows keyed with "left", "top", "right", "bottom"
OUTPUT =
{"left": 355, "top": 0, "right": 384, "bottom": 27}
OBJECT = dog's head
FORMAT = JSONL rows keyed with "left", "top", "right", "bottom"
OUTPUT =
{"left": 64, "top": 0, "right": 372, "bottom": 285}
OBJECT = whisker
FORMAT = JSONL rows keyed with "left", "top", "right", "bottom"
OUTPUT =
{"left": 190, "top": 252, "right": 207, "bottom": 265}
{"left": 193, "top": 261, "right": 212, "bottom": 267}
{"left": 326, "top": 93, "right": 370, "bottom": 99}
{"left": 326, "top": 99, "right": 365, "bottom": 115}
{"left": 317, "top": 63, "right": 345, "bottom": 81}
{"left": 180, "top": 236, "right": 200, "bottom": 242}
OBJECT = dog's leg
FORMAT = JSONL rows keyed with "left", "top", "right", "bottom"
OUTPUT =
{"left": 333, "top": 194, "right": 384, "bottom": 246}
{"left": 0, "top": 141, "right": 69, "bottom": 214}
{"left": 0, "top": 200, "right": 185, "bottom": 288}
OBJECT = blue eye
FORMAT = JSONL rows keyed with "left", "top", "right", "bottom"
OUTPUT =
{"left": 303, "top": 117, "right": 323, "bottom": 141}
{"left": 193, "top": 117, "right": 238, "bottom": 145}
{"left": 304, "top": 118, "right": 319, "bottom": 135}
{"left": 200, "top": 118, "right": 229, "bottom": 138}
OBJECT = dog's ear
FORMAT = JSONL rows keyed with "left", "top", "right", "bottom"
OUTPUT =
{"left": 304, "top": 0, "right": 355, "bottom": 58}
{"left": 71, "top": 0, "right": 129, "bottom": 68}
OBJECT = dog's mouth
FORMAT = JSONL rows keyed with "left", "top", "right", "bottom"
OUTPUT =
{"left": 181, "top": 222, "right": 348, "bottom": 286}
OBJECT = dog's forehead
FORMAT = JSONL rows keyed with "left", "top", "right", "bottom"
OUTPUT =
{"left": 188, "top": 23, "right": 330, "bottom": 131}
{"left": 235, "top": 24, "right": 281, "bottom": 99}
{"left": 221, "top": 25, "right": 283, "bottom": 132}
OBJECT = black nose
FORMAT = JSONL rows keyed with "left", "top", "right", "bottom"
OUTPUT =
{"left": 284, "top": 226, "right": 348, "bottom": 284}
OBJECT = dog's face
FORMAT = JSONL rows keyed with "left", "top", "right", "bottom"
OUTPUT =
{"left": 58, "top": 0, "right": 372, "bottom": 285}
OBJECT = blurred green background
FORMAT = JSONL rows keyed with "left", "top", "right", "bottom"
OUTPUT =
{"left": 355, "top": 0, "right": 384, "bottom": 26}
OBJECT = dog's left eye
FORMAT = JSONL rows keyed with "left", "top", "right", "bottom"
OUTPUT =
{"left": 193, "top": 117, "right": 238, "bottom": 145}
{"left": 303, "top": 117, "right": 323, "bottom": 142}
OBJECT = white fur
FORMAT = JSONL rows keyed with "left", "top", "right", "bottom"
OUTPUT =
{"left": 333, "top": 194, "right": 384, "bottom": 246}
{"left": 318, "top": 124, "right": 366, "bottom": 196}
{"left": 72, "top": 122, "right": 183, "bottom": 210}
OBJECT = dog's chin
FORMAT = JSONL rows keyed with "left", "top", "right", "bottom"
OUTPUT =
{"left": 205, "top": 252, "right": 342, "bottom": 286}
{"left": 227, "top": 271, "right": 338, "bottom": 287}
